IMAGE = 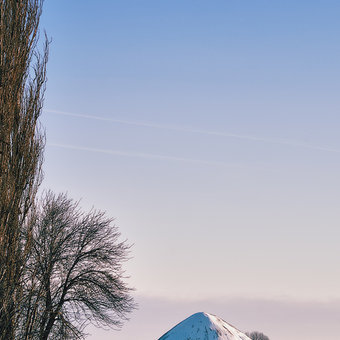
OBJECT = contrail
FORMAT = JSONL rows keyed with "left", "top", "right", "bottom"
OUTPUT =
{"left": 49, "top": 143, "right": 237, "bottom": 167}
{"left": 45, "top": 109, "right": 340, "bottom": 154}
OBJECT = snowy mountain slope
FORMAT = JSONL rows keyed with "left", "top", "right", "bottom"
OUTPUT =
{"left": 158, "top": 312, "right": 251, "bottom": 340}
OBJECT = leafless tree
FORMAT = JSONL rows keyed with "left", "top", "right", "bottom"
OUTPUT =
{"left": 246, "top": 331, "right": 270, "bottom": 340}
{"left": 0, "top": 0, "right": 48, "bottom": 338}
{"left": 19, "top": 191, "right": 135, "bottom": 340}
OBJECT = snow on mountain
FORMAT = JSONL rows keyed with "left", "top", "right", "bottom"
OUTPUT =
{"left": 158, "top": 312, "right": 251, "bottom": 340}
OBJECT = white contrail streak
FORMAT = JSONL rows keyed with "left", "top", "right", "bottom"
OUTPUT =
{"left": 45, "top": 109, "right": 340, "bottom": 154}
{"left": 49, "top": 143, "right": 236, "bottom": 167}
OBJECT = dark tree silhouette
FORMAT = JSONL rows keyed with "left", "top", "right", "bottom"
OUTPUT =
{"left": 0, "top": 1, "right": 48, "bottom": 338}
{"left": 246, "top": 331, "right": 270, "bottom": 340}
{"left": 20, "top": 192, "right": 135, "bottom": 340}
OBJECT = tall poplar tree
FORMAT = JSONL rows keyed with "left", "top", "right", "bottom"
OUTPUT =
{"left": 0, "top": 1, "right": 48, "bottom": 338}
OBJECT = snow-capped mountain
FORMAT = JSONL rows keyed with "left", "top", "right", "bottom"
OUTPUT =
{"left": 158, "top": 312, "right": 251, "bottom": 340}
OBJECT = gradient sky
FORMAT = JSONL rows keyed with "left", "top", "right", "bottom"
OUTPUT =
{"left": 40, "top": 1, "right": 340, "bottom": 339}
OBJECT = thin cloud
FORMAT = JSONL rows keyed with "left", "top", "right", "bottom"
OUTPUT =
{"left": 48, "top": 143, "right": 236, "bottom": 167}
{"left": 45, "top": 109, "right": 340, "bottom": 154}
{"left": 88, "top": 294, "right": 340, "bottom": 340}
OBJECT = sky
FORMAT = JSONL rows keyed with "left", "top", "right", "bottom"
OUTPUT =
{"left": 39, "top": 1, "right": 340, "bottom": 339}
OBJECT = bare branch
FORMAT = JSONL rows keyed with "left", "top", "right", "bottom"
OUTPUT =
{"left": 19, "top": 191, "right": 136, "bottom": 340}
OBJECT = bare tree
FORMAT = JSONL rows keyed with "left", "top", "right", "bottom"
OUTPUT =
{"left": 246, "top": 331, "right": 270, "bottom": 340}
{"left": 20, "top": 191, "right": 135, "bottom": 340}
{"left": 0, "top": 0, "right": 48, "bottom": 338}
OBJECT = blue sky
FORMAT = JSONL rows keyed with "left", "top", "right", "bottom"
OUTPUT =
{"left": 40, "top": 1, "right": 340, "bottom": 339}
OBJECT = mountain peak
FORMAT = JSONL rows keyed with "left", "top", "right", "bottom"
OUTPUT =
{"left": 158, "top": 312, "right": 251, "bottom": 340}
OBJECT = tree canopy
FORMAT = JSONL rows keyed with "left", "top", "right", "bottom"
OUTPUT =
{"left": 20, "top": 192, "right": 135, "bottom": 339}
